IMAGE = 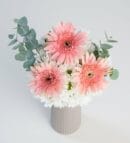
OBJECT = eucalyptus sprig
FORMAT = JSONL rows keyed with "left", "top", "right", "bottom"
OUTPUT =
{"left": 109, "top": 68, "right": 119, "bottom": 80}
{"left": 8, "top": 16, "right": 43, "bottom": 71}
{"left": 93, "top": 32, "right": 118, "bottom": 59}
{"left": 92, "top": 32, "right": 119, "bottom": 80}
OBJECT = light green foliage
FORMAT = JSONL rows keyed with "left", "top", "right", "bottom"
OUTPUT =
{"left": 8, "top": 16, "right": 43, "bottom": 71}
{"left": 8, "top": 39, "right": 17, "bottom": 46}
{"left": 104, "top": 32, "right": 118, "bottom": 43}
{"left": 100, "top": 43, "right": 113, "bottom": 49}
{"left": 109, "top": 69, "right": 119, "bottom": 80}
{"left": 8, "top": 34, "right": 14, "bottom": 39}
{"left": 15, "top": 53, "right": 26, "bottom": 61}
{"left": 93, "top": 32, "right": 117, "bottom": 59}
{"left": 92, "top": 33, "right": 119, "bottom": 80}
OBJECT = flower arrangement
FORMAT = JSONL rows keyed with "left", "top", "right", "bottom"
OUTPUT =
{"left": 8, "top": 17, "right": 119, "bottom": 108}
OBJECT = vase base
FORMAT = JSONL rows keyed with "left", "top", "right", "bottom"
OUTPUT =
{"left": 51, "top": 106, "right": 81, "bottom": 135}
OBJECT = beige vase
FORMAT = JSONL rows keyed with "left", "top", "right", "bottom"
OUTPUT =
{"left": 51, "top": 106, "right": 81, "bottom": 134}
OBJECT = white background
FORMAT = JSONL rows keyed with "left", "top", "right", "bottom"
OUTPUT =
{"left": 0, "top": 0, "right": 130, "bottom": 142}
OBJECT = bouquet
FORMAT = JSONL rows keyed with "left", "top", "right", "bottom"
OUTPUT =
{"left": 8, "top": 17, "right": 119, "bottom": 108}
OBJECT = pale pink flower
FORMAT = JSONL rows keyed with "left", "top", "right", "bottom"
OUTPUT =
{"left": 30, "top": 63, "right": 64, "bottom": 96}
{"left": 75, "top": 53, "right": 110, "bottom": 94}
{"left": 45, "top": 22, "right": 87, "bottom": 64}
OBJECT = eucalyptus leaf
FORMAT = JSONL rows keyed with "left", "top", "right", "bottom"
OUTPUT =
{"left": 32, "top": 39, "right": 39, "bottom": 49}
{"left": 25, "top": 39, "right": 38, "bottom": 49}
{"left": 9, "top": 16, "right": 40, "bottom": 71}
{"left": 23, "top": 61, "right": 30, "bottom": 68}
{"left": 100, "top": 43, "right": 113, "bottom": 49}
{"left": 13, "top": 43, "right": 23, "bottom": 50}
{"left": 26, "top": 50, "right": 34, "bottom": 59}
{"left": 23, "top": 62, "right": 31, "bottom": 71}
{"left": 25, "top": 41, "right": 32, "bottom": 50}
{"left": 17, "top": 25, "right": 29, "bottom": 36}
{"left": 104, "top": 32, "right": 118, "bottom": 43}
{"left": 110, "top": 69, "right": 119, "bottom": 80}
{"left": 19, "top": 50, "right": 26, "bottom": 55}
{"left": 17, "top": 16, "right": 28, "bottom": 26}
{"left": 93, "top": 49, "right": 99, "bottom": 59}
{"left": 24, "top": 29, "right": 38, "bottom": 49}
{"left": 8, "top": 39, "right": 17, "bottom": 46}
{"left": 15, "top": 53, "right": 26, "bottom": 61}
{"left": 104, "top": 32, "right": 109, "bottom": 41}
{"left": 107, "top": 39, "right": 118, "bottom": 43}
{"left": 93, "top": 43, "right": 100, "bottom": 59}
{"left": 18, "top": 45, "right": 26, "bottom": 52}
{"left": 28, "top": 57, "right": 35, "bottom": 65}
{"left": 23, "top": 57, "right": 35, "bottom": 70}
{"left": 98, "top": 48, "right": 109, "bottom": 58}
{"left": 8, "top": 34, "right": 14, "bottom": 39}
{"left": 26, "top": 29, "right": 36, "bottom": 40}
{"left": 13, "top": 45, "right": 19, "bottom": 50}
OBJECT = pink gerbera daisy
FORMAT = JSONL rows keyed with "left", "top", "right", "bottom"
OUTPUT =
{"left": 75, "top": 53, "right": 110, "bottom": 94}
{"left": 30, "top": 63, "right": 64, "bottom": 96}
{"left": 45, "top": 22, "right": 87, "bottom": 64}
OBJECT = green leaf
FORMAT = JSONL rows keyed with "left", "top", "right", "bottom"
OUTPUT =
{"left": 107, "top": 39, "right": 118, "bottom": 43}
{"left": 9, "top": 16, "right": 39, "bottom": 71}
{"left": 26, "top": 50, "right": 34, "bottom": 59}
{"left": 23, "top": 57, "right": 35, "bottom": 70}
{"left": 24, "top": 29, "right": 38, "bottom": 49}
{"left": 8, "top": 34, "right": 14, "bottom": 39}
{"left": 13, "top": 45, "right": 19, "bottom": 50}
{"left": 17, "top": 17, "right": 28, "bottom": 26}
{"left": 99, "top": 48, "right": 109, "bottom": 58}
{"left": 23, "top": 61, "right": 30, "bottom": 68}
{"left": 25, "top": 41, "right": 32, "bottom": 49}
{"left": 104, "top": 32, "right": 109, "bottom": 41}
{"left": 100, "top": 43, "right": 113, "bottom": 49}
{"left": 104, "top": 32, "right": 118, "bottom": 43}
{"left": 93, "top": 50, "right": 99, "bottom": 59}
{"left": 8, "top": 39, "right": 17, "bottom": 46}
{"left": 15, "top": 53, "right": 26, "bottom": 61}
{"left": 13, "top": 43, "right": 23, "bottom": 50}
{"left": 26, "top": 29, "right": 36, "bottom": 40}
{"left": 18, "top": 45, "right": 26, "bottom": 55}
{"left": 23, "top": 61, "right": 31, "bottom": 71}
{"left": 25, "top": 39, "right": 38, "bottom": 50}
{"left": 32, "top": 39, "right": 39, "bottom": 49}
{"left": 18, "top": 45, "right": 26, "bottom": 52}
{"left": 92, "top": 43, "right": 100, "bottom": 59}
{"left": 110, "top": 69, "right": 119, "bottom": 80}
{"left": 28, "top": 57, "right": 35, "bottom": 65}
{"left": 17, "top": 25, "right": 29, "bottom": 36}
{"left": 102, "top": 48, "right": 109, "bottom": 57}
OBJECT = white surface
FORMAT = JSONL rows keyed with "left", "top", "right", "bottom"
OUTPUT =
{"left": 0, "top": 0, "right": 130, "bottom": 142}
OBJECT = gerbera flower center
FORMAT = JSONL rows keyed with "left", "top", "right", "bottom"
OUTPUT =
{"left": 45, "top": 74, "right": 55, "bottom": 84}
{"left": 86, "top": 71, "right": 94, "bottom": 78}
{"left": 64, "top": 41, "right": 72, "bottom": 48}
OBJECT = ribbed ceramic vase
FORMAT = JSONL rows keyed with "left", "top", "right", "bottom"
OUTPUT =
{"left": 51, "top": 106, "right": 81, "bottom": 134}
